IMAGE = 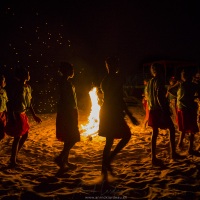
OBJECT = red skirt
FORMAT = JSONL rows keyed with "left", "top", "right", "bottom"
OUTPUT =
{"left": 5, "top": 113, "right": 29, "bottom": 137}
{"left": 0, "top": 111, "right": 7, "bottom": 140}
{"left": 177, "top": 109, "right": 199, "bottom": 133}
{"left": 148, "top": 109, "right": 174, "bottom": 129}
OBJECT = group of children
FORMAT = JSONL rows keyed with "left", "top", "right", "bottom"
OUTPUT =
{"left": 142, "top": 63, "right": 200, "bottom": 165}
{"left": 0, "top": 63, "right": 81, "bottom": 171}
{"left": 0, "top": 59, "right": 137, "bottom": 179}
{"left": 0, "top": 67, "right": 42, "bottom": 167}
{"left": 2, "top": 61, "right": 200, "bottom": 172}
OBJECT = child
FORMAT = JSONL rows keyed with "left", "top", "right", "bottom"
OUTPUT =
{"left": 147, "top": 63, "right": 183, "bottom": 165}
{"left": 166, "top": 77, "right": 178, "bottom": 129}
{"left": 99, "top": 56, "right": 139, "bottom": 177}
{"left": 141, "top": 78, "right": 149, "bottom": 130}
{"left": 193, "top": 72, "right": 200, "bottom": 131}
{"left": 54, "top": 62, "right": 80, "bottom": 170}
{"left": 0, "top": 74, "right": 8, "bottom": 141}
{"left": 5, "top": 67, "right": 42, "bottom": 167}
{"left": 176, "top": 68, "right": 200, "bottom": 155}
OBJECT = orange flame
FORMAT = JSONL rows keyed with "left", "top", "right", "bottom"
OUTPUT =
{"left": 81, "top": 87, "right": 101, "bottom": 136}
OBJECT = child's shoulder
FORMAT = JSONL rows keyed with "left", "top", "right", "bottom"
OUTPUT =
{"left": 0, "top": 88, "right": 8, "bottom": 99}
{"left": 24, "top": 83, "right": 32, "bottom": 89}
{"left": 0, "top": 88, "right": 7, "bottom": 94}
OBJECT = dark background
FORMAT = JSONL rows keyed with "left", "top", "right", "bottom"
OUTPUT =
{"left": 0, "top": 0, "right": 200, "bottom": 113}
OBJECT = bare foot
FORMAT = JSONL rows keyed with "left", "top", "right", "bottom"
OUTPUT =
{"left": 189, "top": 150, "right": 200, "bottom": 157}
{"left": 152, "top": 157, "right": 164, "bottom": 166}
{"left": 54, "top": 156, "right": 63, "bottom": 167}
{"left": 66, "top": 162, "right": 77, "bottom": 169}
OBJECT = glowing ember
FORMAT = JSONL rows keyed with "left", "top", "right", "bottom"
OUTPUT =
{"left": 81, "top": 87, "right": 101, "bottom": 136}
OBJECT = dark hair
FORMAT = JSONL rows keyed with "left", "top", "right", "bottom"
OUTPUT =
{"left": 59, "top": 62, "right": 74, "bottom": 76}
{"left": 169, "top": 76, "right": 176, "bottom": 83}
{"left": 144, "top": 78, "right": 149, "bottom": 82}
{"left": 15, "top": 66, "right": 29, "bottom": 80}
{"left": 105, "top": 56, "right": 119, "bottom": 73}
{"left": 0, "top": 74, "right": 5, "bottom": 83}
{"left": 182, "top": 68, "right": 194, "bottom": 81}
{"left": 151, "top": 63, "right": 164, "bottom": 75}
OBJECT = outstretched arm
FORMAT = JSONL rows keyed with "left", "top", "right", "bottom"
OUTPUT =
{"left": 123, "top": 100, "right": 140, "bottom": 125}
{"left": 29, "top": 104, "right": 42, "bottom": 123}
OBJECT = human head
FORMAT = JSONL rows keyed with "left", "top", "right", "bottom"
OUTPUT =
{"left": 193, "top": 72, "right": 200, "bottom": 84}
{"left": 0, "top": 74, "right": 6, "bottom": 88}
{"left": 59, "top": 62, "right": 74, "bottom": 78}
{"left": 143, "top": 78, "right": 149, "bottom": 85}
{"left": 181, "top": 68, "right": 193, "bottom": 82}
{"left": 15, "top": 66, "right": 30, "bottom": 82}
{"left": 169, "top": 76, "right": 176, "bottom": 85}
{"left": 150, "top": 63, "right": 164, "bottom": 77}
{"left": 105, "top": 56, "right": 119, "bottom": 74}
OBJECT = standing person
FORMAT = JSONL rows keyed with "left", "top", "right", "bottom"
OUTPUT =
{"left": 54, "top": 62, "right": 80, "bottom": 170}
{"left": 141, "top": 78, "right": 149, "bottom": 130}
{"left": 166, "top": 77, "right": 178, "bottom": 129}
{"left": 147, "top": 63, "right": 182, "bottom": 165}
{"left": 193, "top": 72, "right": 200, "bottom": 131}
{"left": 99, "top": 56, "right": 139, "bottom": 177}
{"left": 176, "top": 68, "right": 200, "bottom": 155}
{"left": 0, "top": 74, "right": 8, "bottom": 141}
{"left": 5, "top": 67, "right": 42, "bottom": 167}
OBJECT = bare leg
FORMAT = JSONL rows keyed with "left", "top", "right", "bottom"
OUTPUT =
{"left": 169, "top": 126, "right": 176, "bottom": 157}
{"left": 0, "top": 124, "right": 5, "bottom": 141}
{"left": 178, "top": 131, "right": 185, "bottom": 149}
{"left": 17, "top": 132, "right": 28, "bottom": 153}
{"left": 189, "top": 133, "right": 194, "bottom": 152}
{"left": 109, "top": 135, "right": 131, "bottom": 162}
{"left": 188, "top": 133, "right": 200, "bottom": 156}
{"left": 102, "top": 137, "right": 113, "bottom": 175}
{"left": 10, "top": 136, "right": 20, "bottom": 166}
{"left": 151, "top": 127, "right": 159, "bottom": 163}
{"left": 55, "top": 141, "right": 75, "bottom": 168}
{"left": 106, "top": 135, "right": 131, "bottom": 174}
{"left": 142, "top": 119, "right": 148, "bottom": 129}
{"left": 62, "top": 141, "right": 75, "bottom": 166}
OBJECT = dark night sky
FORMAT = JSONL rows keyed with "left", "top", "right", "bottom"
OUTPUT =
{"left": 1, "top": 1, "right": 200, "bottom": 70}
{"left": 0, "top": 0, "right": 200, "bottom": 112}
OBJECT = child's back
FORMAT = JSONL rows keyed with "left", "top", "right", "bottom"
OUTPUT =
{"left": 0, "top": 75, "right": 8, "bottom": 140}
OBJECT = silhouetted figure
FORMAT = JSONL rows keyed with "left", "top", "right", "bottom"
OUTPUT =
{"left": 54, "top": 62, "right": 80, "bottom": 170}
{"left": 166, "top": 77, "right": 178, "bottom": 129}
{"left": 0, "top": 74, "right": 8, "bottom": 141}
{"left": 176, "top": 68, "right": 200, "bottom": 156}
{"left": 5, "top": 67, "right": 42, "bottom": 167}
{"left": 194, "top": 72, "right": 200, "bottom": 131}
{"left": 147, "top": 63, "right": 183, "bottom": 166}
{"left": 99, "top": 56, "right": 139, "bottom": 178}
{"left": 141, "top": 78, "right": 149, "bottom": 130}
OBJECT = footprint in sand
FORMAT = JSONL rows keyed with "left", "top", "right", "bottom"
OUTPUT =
{"left": 83, "top": 173, "right": 118, "bottom": 186}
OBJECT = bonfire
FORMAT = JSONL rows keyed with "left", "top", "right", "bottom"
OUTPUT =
{"left": 81, "top": 87, "right": 102, "bottom": 137}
